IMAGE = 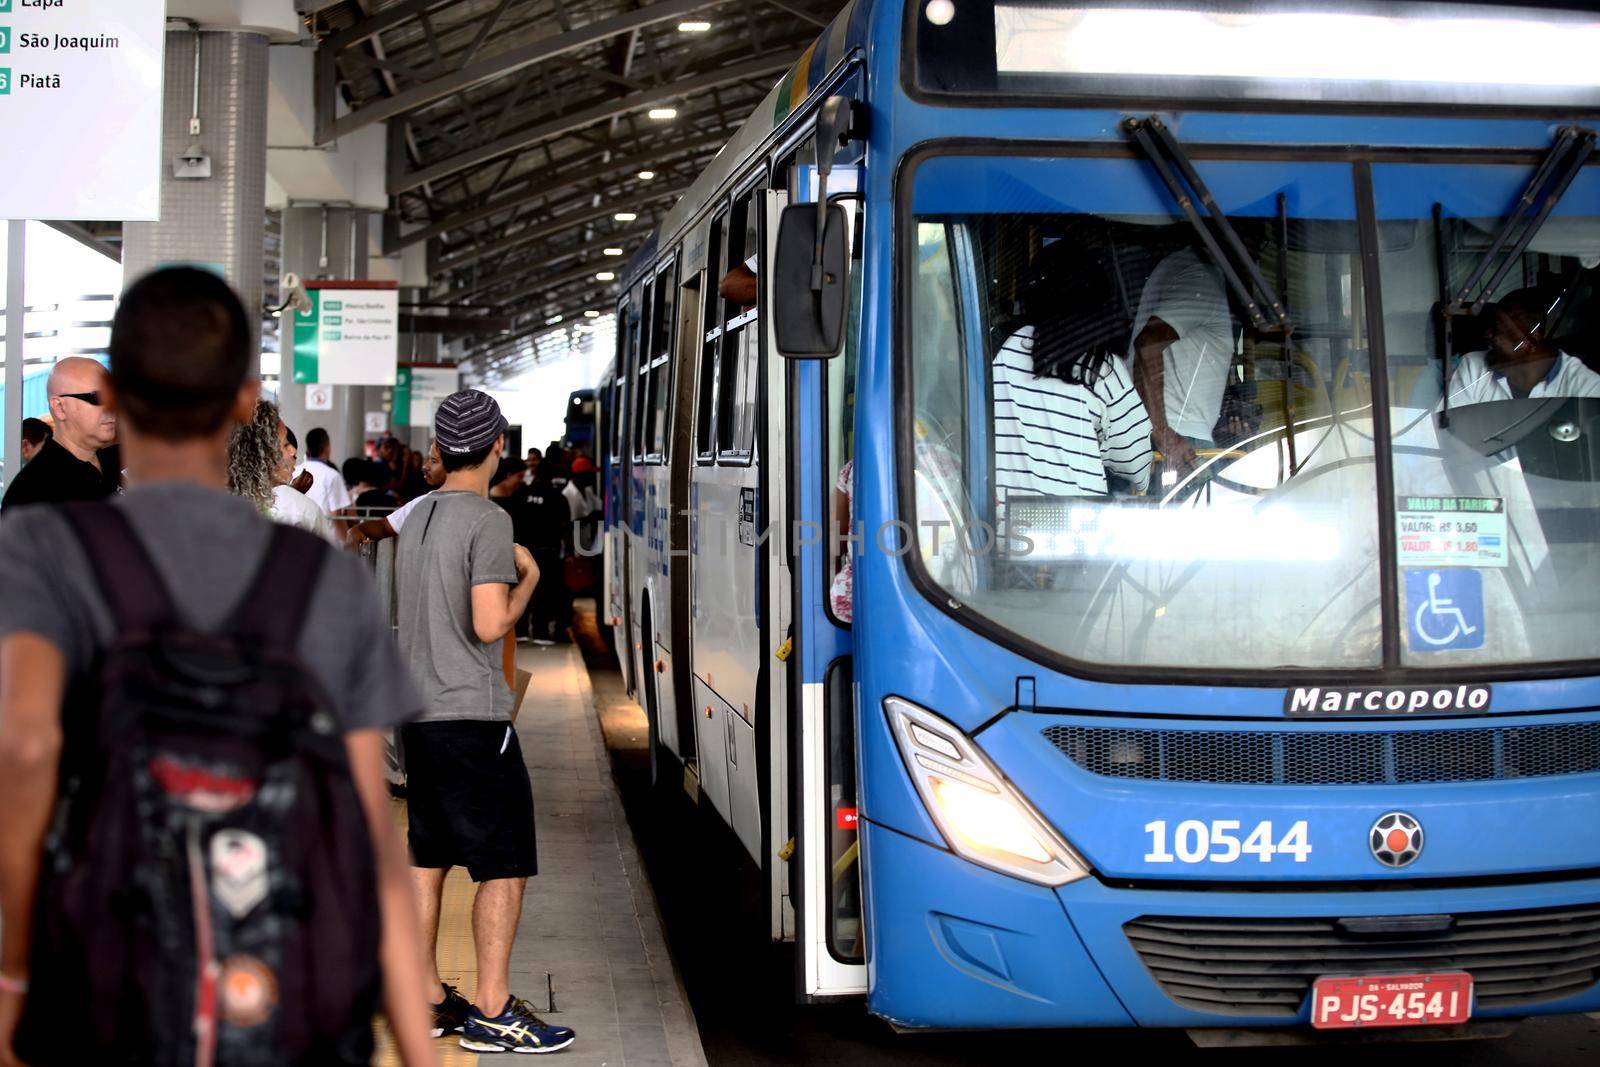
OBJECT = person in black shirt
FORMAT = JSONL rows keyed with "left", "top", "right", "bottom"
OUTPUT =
{"left": 2, "top": 358, "right": 119, "bottom": 513}
{"left": 18, "top": 420, "right": 50, "bottom": 465}
{"left": 522, "top": 459, "right": 573, "bottom": 644}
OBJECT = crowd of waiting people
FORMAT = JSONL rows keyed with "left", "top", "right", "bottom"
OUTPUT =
{"left": 0, "top": 268, "right": 581, "bottom": 1063}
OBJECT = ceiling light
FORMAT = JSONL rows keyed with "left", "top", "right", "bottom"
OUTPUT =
{"left": 596, "top": 271, "right": 617, "bottom": 282}
{"left": 647, "top": 107, "right": 678, "bottom": 120}
{"left": 603, "top": 247, "right": 624, "bottom": 256}
{"left": 584, "top": 310, "right": 601, "bottom": 319}
{"left": 613, "top": 211, "right": 637, "bottom": 222}
{"left": 545, "top": 314, "right": 563, "bottom": 325}
{"left": 637, "top": 170, "right": 655, "bottom": 181}
{"left": 678, "top": 20, "right": 711, "bottom": 32}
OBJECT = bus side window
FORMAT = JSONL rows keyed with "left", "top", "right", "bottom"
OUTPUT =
{"left": 634, "top": 281, "right": 654, "bottom": 463}
{"left": 718, "top": 179, "right": 766, "bottom": 461}
{"left": 650, "top": 259, "right": 679, "bottom": 461}
{"left": 697, "top": 212, "right": 727, "bottom": 463}
{"left": 623, "top": 293, "right": 643, "bottom": 463}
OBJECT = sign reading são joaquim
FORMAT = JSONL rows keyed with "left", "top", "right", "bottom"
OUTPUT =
{"left": 0, "top": 0, "right": 166, "bottom": 221}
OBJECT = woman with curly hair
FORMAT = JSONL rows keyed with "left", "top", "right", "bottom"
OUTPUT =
{"left": 227, "top": 397, "right": 281, "bottom": 512}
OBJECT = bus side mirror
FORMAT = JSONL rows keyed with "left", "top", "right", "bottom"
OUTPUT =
{"left": 773, "top": 203, "right": 848, "bottom": 359}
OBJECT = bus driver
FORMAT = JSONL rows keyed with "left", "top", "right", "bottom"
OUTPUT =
{"left": 1445, "top": 286, "right": 1600, "bottom": 404}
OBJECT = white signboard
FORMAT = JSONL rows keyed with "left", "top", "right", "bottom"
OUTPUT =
{"left": 0, "top": 1, "right": 166, "bottom": 220}
{"left": 364, "top": 411, "right": 387, "bottom": 434}
{"left": 407, "top": 365, "right": 460, "bottom": 428}
{"left": 305, "top": 382, "right": 334, "bottom": 410}
{"left": 293, "top": 284, "right": 399, "bottom": 386}
{"left": 1397, "top": 496, "right": 1508, "bottom": 569}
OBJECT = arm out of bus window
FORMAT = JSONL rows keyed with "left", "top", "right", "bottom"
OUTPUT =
{"left": 345, "top": 729, "right": 439, "bottom": 1067}
{"left": 471, "top": 545, "right": 538, "bottom": 643}
{"left": 1132, "top": 316, "right": 1197, "bottom": 471}
{"left": 0, "top": 633, "right": 66, "bottom": 1065}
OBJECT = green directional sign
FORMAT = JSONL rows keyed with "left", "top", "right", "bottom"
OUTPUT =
{"left": 393, "top": 367, "right": 412, "bottom": 428}
{"left": 293, "top": 284, "right": 400, "bottom": 385}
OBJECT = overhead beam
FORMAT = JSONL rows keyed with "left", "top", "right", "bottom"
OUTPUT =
{"left": 323, "top": 0, "right": 716, "bottom": 143}
{"left": 390, "top": 53, "right": 797, "bottom": 195}
{"left": 401, "top": 313, "right": 515, "bottom": 334}
{"left": 446, "top": 229, "right": 650, "bottom": 303}
{"left": 435, "top": 187, "right": 681, "bottom": 274}
{"left": 321, "top": 0, "right": 465, "bottom": 54}
{"left": 387, "top": 134, "right": 723, "bottom": 253}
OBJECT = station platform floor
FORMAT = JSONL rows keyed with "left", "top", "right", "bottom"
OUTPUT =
{"left": 376, "top": 639, "right": 706, "bottom": 1067}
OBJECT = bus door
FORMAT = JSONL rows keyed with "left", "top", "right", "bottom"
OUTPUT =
{"left": 775, "top": 124, "right": 868, "bottom": 997}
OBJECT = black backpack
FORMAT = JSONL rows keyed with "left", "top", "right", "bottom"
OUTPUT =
{"left": 15, "top": 503, "right": 382, "bottom": 1066}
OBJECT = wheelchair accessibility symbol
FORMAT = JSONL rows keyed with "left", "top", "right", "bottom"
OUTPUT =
{"left": 1405, "top": 569, "right": 1485, "bottom": 652}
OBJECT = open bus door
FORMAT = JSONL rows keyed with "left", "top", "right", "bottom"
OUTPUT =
{"left": 766, "top": 183, "right": 869, "bottom": 999}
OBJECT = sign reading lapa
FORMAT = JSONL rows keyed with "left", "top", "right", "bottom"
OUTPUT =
{"left": 293, "top": 282, "right": 399, "bottom": 386}
{"left": 0, "top": 1, "right": 166, "bottom": 220}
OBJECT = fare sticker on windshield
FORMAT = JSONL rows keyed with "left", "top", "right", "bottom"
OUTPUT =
{"left": 1397, "top": 496, "right": 1507, "bottom": 569}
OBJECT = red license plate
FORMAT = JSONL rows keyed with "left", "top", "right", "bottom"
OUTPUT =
{"left": 1311, "top": 972, "right": 1472, "bottom": 1030}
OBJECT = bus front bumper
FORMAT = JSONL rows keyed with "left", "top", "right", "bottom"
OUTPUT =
{"left": 863, "top": 821, "right": 1600, "bottom": 1030}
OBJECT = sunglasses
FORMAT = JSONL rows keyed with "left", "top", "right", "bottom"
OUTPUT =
{"left": 56, "top": 391, "right": 102, "bottom": 406}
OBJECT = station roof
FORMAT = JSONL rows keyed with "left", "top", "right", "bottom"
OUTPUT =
{"left": 310, "top": 0, "right": 842, "bottom": 378}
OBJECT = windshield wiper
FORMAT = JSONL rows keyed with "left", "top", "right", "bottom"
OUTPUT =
{"left": 1124, "top": 116, "right": 1292, "bottom": 335}
{"left": 1437, "top": 124, "right": 1596, "bottom": 427}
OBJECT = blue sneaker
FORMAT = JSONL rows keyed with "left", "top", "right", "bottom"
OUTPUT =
{"left": 459, "top": 996, "right": 576, "bottom": 1054}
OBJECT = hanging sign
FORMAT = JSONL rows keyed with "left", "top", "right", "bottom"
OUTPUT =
{"left": 293, "top": 281, "right": 399, "bottom": 386}
{"left": 396, "top": 364, "right": 461, "bottom": 429}
{"left": 0, "top": 1, "right": 166, "bottom": 220}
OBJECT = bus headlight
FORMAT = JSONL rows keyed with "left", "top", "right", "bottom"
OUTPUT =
{"left": 886, "top": 697, "right": 1089, "bottom": 887}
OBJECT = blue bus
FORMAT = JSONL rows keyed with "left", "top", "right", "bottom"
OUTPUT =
{"left": 599, "top": 0, "right": 1600, "bottom": 1035}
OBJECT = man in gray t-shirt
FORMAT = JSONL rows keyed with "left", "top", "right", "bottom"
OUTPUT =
{"left": 397, "top": 490, "right": 519, "bottom": 722}
{"left": 397, "top": 390, "right": 574, "bottom": 1055}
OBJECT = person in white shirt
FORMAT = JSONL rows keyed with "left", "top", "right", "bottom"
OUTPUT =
{"left": 347, "top": 440, "right": 444, "bottom": 547}
{"left": 1445, "top": 287, "right": 1600, "bottom": 406}
{"left": 300, "top": 426, "right": 353, "bottom": 515}
{"left": 1129, "top": 247, "right": 1238, "bottom": 473}
{"left": 271, "top": 420, "right": 339, "bottom": 545}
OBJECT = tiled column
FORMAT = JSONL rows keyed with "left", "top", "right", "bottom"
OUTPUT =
{"left": 123, "top": 30, "right": 269, "bottom": 347}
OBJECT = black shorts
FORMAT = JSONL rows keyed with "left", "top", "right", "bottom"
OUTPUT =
{"left": 402, "top": 720, "right": 538, "bottom": 882}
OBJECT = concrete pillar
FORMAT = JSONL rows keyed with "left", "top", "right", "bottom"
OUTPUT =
{"left": 275, "top": 204, "right": 382, "bottom": 465}
{"left": 123, "top": 30, "right": 269, "bottom": 346}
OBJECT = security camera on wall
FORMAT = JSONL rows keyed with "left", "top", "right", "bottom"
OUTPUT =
{"left": 270, "top": 273, "right": 314, "bottom": 319}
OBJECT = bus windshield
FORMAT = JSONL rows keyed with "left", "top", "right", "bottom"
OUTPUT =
{"left": 903, "top": 152, "right": 1600, "bottom": 672}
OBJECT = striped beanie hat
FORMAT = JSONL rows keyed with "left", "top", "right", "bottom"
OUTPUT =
{"left": 435, "top": 389, "right": 507, "bottom": 455}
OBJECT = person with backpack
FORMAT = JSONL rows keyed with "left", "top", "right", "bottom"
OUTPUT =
{"left": 396, "top": 391, "right": 576, "bottom": 1054}
{"left": 0, "top": 268, "right": 438, "bottom": 1066}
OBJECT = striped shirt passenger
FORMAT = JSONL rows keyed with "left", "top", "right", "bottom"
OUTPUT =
{"left": 993, "top": 324, "right": 1153, "bottom": 498}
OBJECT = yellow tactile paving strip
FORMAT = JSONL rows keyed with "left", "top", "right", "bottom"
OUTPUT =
{"left": 373, "top": 798, "right": 482, "bottom": 1067}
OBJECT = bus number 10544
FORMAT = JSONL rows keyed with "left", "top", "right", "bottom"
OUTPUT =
{"left": 1143, "top": 819, "right": 1313, "bottom": 864}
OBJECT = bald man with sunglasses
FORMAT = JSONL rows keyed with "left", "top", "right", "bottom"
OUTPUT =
{"left": 2, "top": 358, "right": 120, "bottom": 514}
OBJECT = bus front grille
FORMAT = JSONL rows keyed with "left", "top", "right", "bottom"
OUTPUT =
{"left": 1125, "top": 906, "right": 1600, "bottom": 1018}
{"left": 1042, "top": 722, "right": 1600, "bottom": 786}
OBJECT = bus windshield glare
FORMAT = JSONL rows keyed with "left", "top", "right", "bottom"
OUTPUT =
{"left": 904, "top": 153, "right": 1600, "bottom": 671}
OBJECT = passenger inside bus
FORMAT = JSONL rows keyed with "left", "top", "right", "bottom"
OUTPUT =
{"left": 992, "top": 243, "right": 1152, "bottom": 500}
{"left": 1444, "top": 286, "right": 1600, "bottom": 405}
{"left": 1129, "top": 247, "right": 1247, "bottom": 475}
{"left": 718, "top": 209, "right": 763, "bottom": 307}
{"left": 718, "top": 256, "right": 759, "bottom": 306}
